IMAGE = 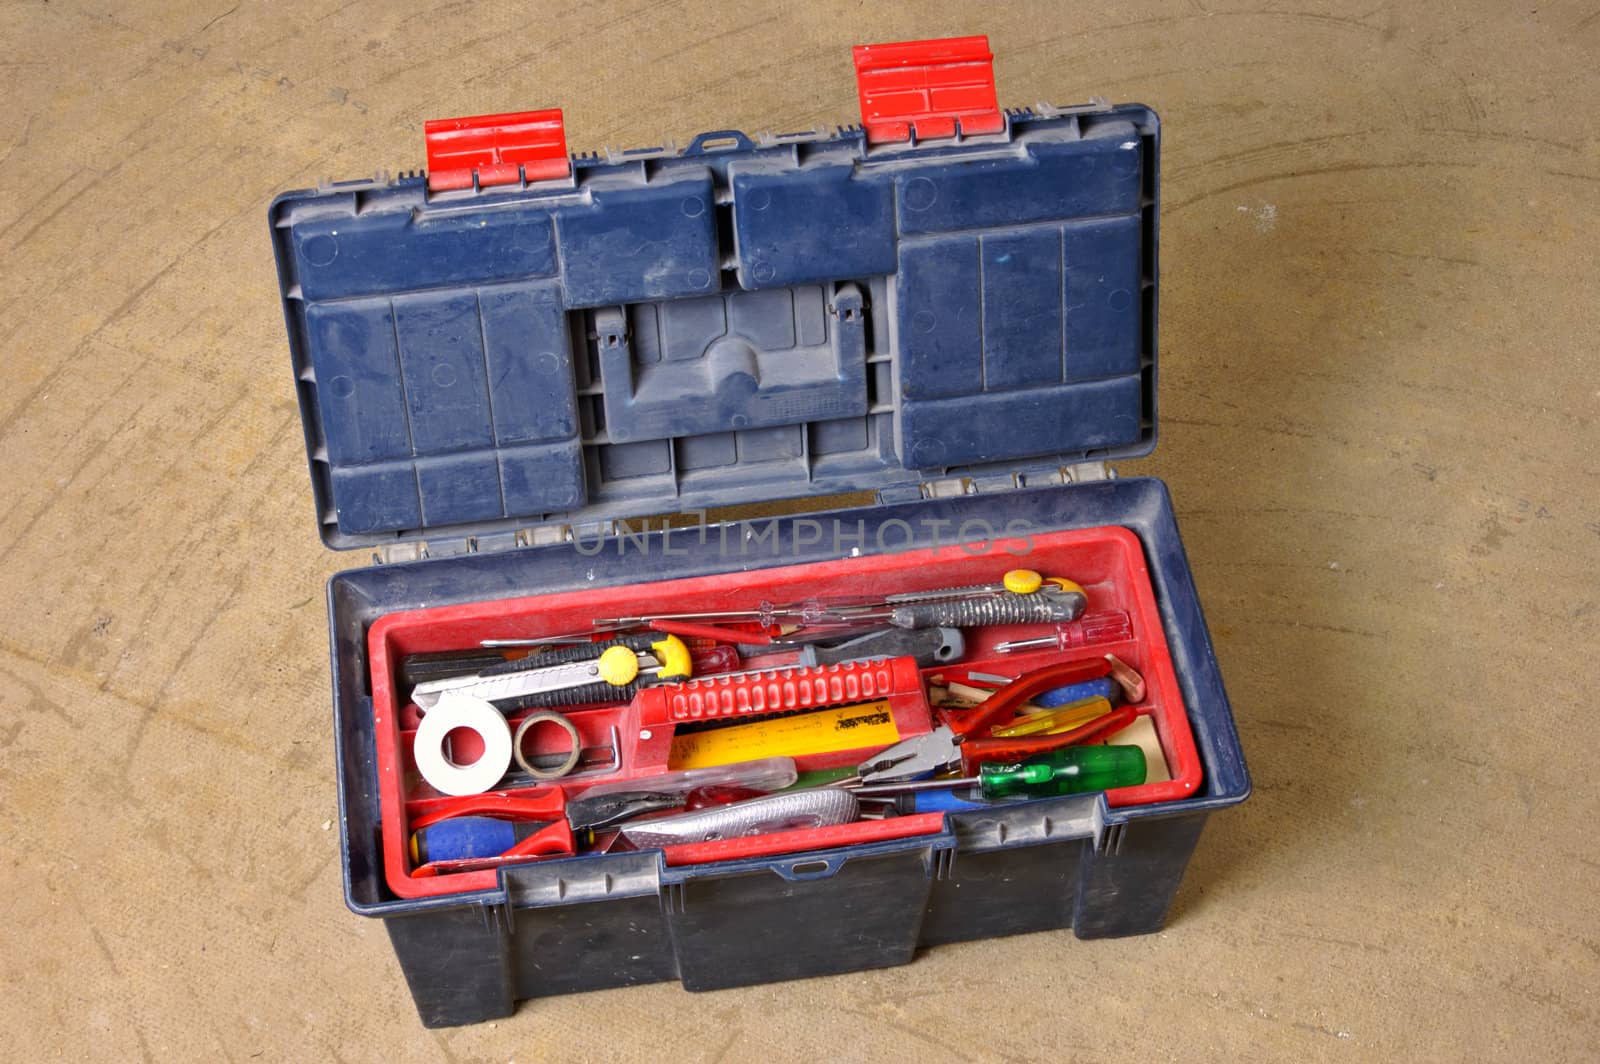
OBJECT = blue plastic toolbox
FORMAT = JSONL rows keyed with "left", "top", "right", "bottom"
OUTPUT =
{"left": 268, "top": 36, "right": 1251, "bottom": 1027}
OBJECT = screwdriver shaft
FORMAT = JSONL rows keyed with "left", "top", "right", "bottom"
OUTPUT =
{"left": 850, "top": 776, "right": 978, "bottom": 796}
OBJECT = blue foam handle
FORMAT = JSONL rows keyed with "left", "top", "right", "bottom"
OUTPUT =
{"left": 1033, "top": 676, "right": 1118, "bottom": 708}
{"left": 414, "top": 817, "right": 518, "bottom": 863}
{"left": 905, "top": 788, "right": 998, "bottom": 814}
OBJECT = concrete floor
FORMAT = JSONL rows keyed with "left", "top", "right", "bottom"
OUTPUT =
{"left": 3, "top": 1, "right": 1597, "bottom": 1060}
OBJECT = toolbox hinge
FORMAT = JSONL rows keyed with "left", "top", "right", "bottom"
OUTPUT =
{"left": 371, "top": 539, "right": 476, "bottom": 564}
{"left": 1063, "top": 461, "right": 1114, "bottom": 483}
{"left": 922, "top": 476, "right": 975, "bottom": 499}
{"left": 852, "top": 35, "right": 1004, "bottom": 144}
{"left": 424, "top": 108, "right": 570, "bottom": 192}
{"left": 367, "top": 521, "right": 624, "bottom": 565}
{"left": 372, "top": 541, "right": 427, "bottom": 566}
{"left": 374, "top": 469, "right": 1117, "bottom": 563}
{"left": 877, "top": 462, "right": 1116, "bottom": 508}
{"left": 1031, "top": 96, "right": 1114, "bottom": 118}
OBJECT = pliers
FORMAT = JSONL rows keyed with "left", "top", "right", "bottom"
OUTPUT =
{"left": 407, "top": 787, "right": 683, "bottom": 877}
{"left": 856, "top": 658, "right": 1116, "bottom": 784}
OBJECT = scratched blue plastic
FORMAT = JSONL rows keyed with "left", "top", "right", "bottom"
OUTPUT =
{"left": 899, "top": 787, "right": 996, "bottom": 814}
{"left": 270, "top": 107, "right": 1159, "bottom": 548}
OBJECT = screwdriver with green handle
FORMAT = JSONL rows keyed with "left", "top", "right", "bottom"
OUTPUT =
{"left": 849, "top": 744, "right": 1147, "bottom": 800}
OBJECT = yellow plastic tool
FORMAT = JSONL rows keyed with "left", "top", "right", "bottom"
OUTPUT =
{"left": 990, "top": 696, "right": 1113, "bottom": 737}
{"left": 1044, "top": 576, "right": 1086, "bottom": 596}
{"left": 648, "top": 634, "right": 693, "bottom": 679}
{"left": 668, "top": 700, "right": 900, "bottom": 770}
{"left": 1002, "top": 568, "right": 1043, "bottom": 594}
{"left": 600, "top": 634, "right": 692, "bottom": 685}
{"left": 598, "top": 645, "right": 641, "bottom": 685}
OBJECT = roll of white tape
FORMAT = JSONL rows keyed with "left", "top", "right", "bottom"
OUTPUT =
{"left": 412, "top": 694, "right": 512, "bottom": 796}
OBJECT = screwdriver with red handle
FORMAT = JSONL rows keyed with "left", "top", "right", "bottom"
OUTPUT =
{"left": 992, "top": 609, "right": 1134, "bottom": 653}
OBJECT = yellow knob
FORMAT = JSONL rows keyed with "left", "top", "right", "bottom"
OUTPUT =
{"left": 1002, "top": 569, "right": 1043, "bottom": 594}
{"left": 598, "top": 645, "right": 641, "bottom": 686}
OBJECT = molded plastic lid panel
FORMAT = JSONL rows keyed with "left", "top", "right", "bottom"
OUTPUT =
{"left": 269, "top": 106, "right": 1159, "bottom": 548}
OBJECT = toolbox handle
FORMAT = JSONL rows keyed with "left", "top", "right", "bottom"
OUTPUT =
{"left": 684, "top": 129, "right": 756, "bottom": 155}
{"left": 772, "top": 855, "right": 847, "bottom": 882}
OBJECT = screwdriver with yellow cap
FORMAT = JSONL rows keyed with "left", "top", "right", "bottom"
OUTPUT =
{"left": 590, "top": 569, "right": 1083, "bottom": 632}
{"left": 881, "top": 571, "right": 1086, "bottom": 629}
{"left": 758, "top": 568, "right": 1088, "bottom": 629}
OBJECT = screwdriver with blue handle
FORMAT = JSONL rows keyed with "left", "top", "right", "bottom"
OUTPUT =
{"left": 408, "top": 784, "right": 777, "bottom": 866}
{"left": 408, "top": 788, "right": 682, "bottom": 868}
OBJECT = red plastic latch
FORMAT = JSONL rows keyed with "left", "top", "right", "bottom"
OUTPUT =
{"left": 424, "top": 108, "right": 570, "bottom": 192}
{"left": 852, "top": 35, "right": 1004, "bottom": 144}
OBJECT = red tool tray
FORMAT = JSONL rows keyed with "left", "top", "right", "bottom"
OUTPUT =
{"left": 368, "top": 524, "right": 1200, "bottom": 899}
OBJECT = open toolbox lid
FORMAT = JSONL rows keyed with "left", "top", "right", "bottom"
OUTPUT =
{"left": 268, "top": 37, "right": 1160, "bottom": 551}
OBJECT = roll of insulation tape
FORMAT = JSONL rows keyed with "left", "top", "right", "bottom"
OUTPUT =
{"left": 413, "top": 694, "right": 512, "bottom": 796}
{"left": 513, "top": 710, "right": 583, "bottom": 779}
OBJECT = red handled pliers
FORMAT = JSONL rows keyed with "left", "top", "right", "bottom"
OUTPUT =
{"left": 408, "top": 786, "right": 688, "bottom": 877}
{"left": 408, "top": 789, "right": 577, "bottom": 877}
{"left": 857, "top": 658, "right": 1117, "bottom": 783}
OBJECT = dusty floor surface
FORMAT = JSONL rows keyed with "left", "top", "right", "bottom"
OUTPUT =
{"left": 2, "top": 1, "right": 1597, "bottom": 1060}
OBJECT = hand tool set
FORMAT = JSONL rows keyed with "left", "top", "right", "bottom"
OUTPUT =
{"left": 270, "top": 33, "right": 1250, "bottom": 1027}
{"left": 367, "top": 560, "right": 1204, "bottom": 898}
